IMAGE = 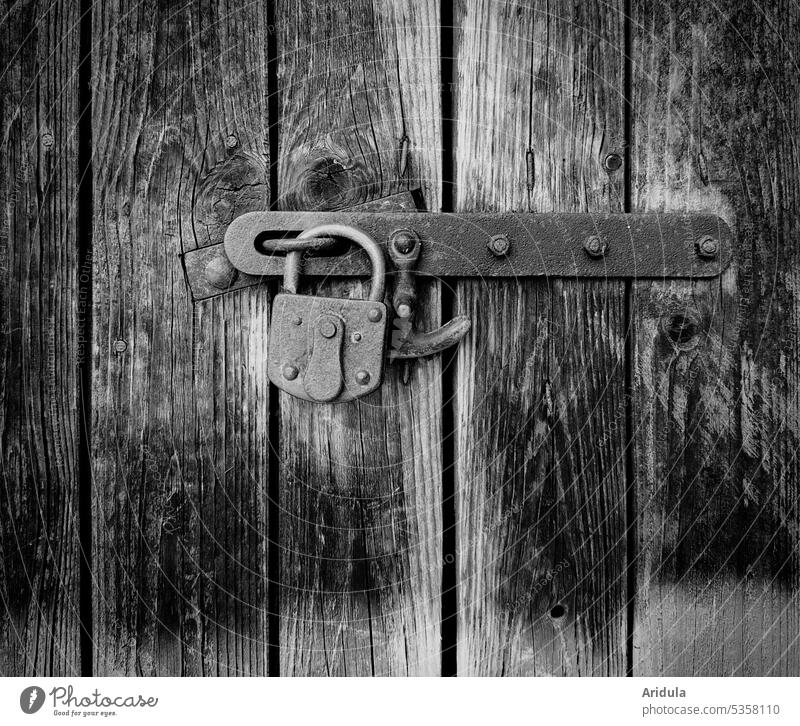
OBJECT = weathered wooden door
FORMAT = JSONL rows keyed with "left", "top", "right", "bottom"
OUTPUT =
{"left": 2, "top": 0, "right": 798, "bottom": 677}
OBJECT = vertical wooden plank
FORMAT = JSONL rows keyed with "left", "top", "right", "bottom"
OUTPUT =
{"left": 631, "top": 0, "right": 800, "bottom": 675}
{"left": 91, "top": 0, "right": 271, "bottom": 675}
{"left": 277, "top": 0, "right": 443, "bottom": 675}
{"left": 454, "top": 0, "right": 629, "bottom": 675}
{"left": 0, "top": 0, "right": 82, "bottom": 675}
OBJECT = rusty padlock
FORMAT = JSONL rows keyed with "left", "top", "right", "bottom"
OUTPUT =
{"left": 267, "top": 224, "right": 388, "bottom": 402}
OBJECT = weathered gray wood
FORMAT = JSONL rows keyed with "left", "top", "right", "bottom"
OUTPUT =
{"left": 91, "top": 0, "right": 271, "bottom": 675}
{"left": 4, "top": 0, "right": 797, "bottom": 680}
{"left": 277, "top": 0, "right": 443, "bottom": 675}
{"left": 0, "top": 0, "right": 82, "bottom": 676}
{"left": 631, "top": 0, "right": 800, "bottom": 675}
{"left": 454, "top": 0, "right": 628, "bottom": 675}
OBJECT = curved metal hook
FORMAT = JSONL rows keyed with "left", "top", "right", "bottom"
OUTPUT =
{"left": 387, "top": 228, "right": 471, "bottom": 360}
{"left": 389, "top": 315, "right": 472, "bottom": 360}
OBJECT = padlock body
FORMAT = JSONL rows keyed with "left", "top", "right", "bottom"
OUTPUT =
{"left": 268, "top": 293, "right": 387, "bottom": 402}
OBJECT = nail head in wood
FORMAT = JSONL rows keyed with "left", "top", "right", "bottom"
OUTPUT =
{"left": 603, "top": 152, "right": 623, "bottom": 172}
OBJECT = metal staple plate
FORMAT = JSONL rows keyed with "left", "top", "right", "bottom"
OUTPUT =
{"left": 182, "top": 211, "right": 733, "bottom": 301}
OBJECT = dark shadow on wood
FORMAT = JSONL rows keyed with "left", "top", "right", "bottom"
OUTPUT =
{"left": 623, "top": 0, "right": 636, "bottom": 679}
{"left": 440, "top": 0, "right": 457, "bottom": 677}
{"left": 78, "top": 0, "right": 95, "bottom": 678}
{"left": 267, "top": 0, "right": 281, "bottom": 679}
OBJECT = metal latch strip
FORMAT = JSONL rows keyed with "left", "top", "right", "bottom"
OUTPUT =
{"left": 182, "top": 211, "right": 733, "bottom": 301}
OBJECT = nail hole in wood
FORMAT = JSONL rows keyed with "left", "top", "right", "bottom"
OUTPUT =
{"left": 660, "top": 311, "right": 702, "bottom": 350}
{"left": 667, "top": 315, "right": 697, "bottom": 344}
{"left": 550, "top": 603, "right": 567, "bottom": 619}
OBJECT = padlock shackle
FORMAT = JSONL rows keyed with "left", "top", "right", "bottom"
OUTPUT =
{"left": 283, "top": 224, "right": 386, "bottom": 302}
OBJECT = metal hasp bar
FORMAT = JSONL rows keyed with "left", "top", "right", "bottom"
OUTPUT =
{"left": 183, "top": 211, "right": 733, "bottom": 301}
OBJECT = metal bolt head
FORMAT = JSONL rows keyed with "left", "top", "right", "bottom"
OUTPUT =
{"left": 396, "top": 303, "right": 412, "bottom": 319}
{"left": 113, "top": 339, "right": 127, "bottom": 353}
{"left": 282, "top": 364, "right": 299, "bottom": 380}
{"left": 351, "top": 332, "right": 362, "bottom": 342}
{"left": 695, "top": 235, "right": 718, "bottom": 259}
{"left": 225, "top": 134, "right": 239, "bottom": 149}
{"left": 205, "top": 255, "right": 238, "bottom": 289}
{"left": 355, "top": 370, "right": 371, "bottom": 385}
{"left": 390, "top": 228, "right": 418, "bottom": 255}
{"left": 292, "top": 315, "right": 303, "bottom": 326}
{"left": 583, "top": 235, "right": 607, "bottom": 259}
{"left": 603, "top": 153, "right": 623, "bottom": 172}
{"left": 488, "top": 233, "right": 511, "bottom": 257}
{"left": 368, "top": 307, "right": 383, "bottom": 322}
{"left": 318, "top": 320, "right": 337, "bottom": 338}
{"left": 41, "top": 132, "right": 54, "bottom": 150}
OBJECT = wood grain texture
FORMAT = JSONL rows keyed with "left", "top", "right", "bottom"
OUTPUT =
{"left": 453, "top": 0, "right": 628, "bottom": 675}
{"left": 91, "top": 0, "right": 271, "bottom": 675}
{"left": 631, "top": 0, "right": 800, "bottom": 675}
{"left": 0, "top": 0, "right": 82, "bottom": 675}
{"left": 277, "top": 0, "right": 443, "bottom": 675}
